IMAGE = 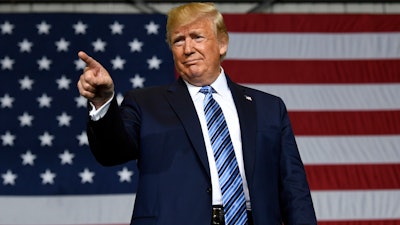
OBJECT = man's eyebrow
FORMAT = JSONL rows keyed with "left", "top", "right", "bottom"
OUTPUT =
{"left": 172, "top": 34, "right": 184, "bottom": 41}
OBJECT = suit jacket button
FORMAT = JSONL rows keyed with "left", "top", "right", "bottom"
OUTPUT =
{"left": 206, "top": 187, "right": 212, "bottom": 193}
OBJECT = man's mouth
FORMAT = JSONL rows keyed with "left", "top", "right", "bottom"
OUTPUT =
{"left": 184, "top": 59, "right": 200, "bottom": 65}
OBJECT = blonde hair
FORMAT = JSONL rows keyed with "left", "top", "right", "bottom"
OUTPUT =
{"left": 166, "top": 2, "right": 229, "bottom": 49}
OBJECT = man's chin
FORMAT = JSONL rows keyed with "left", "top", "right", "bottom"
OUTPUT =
{"left": 181, "top": 72, "right": 211, "bottom": 86}
{"left": 182, "top": 66, "right": 202, "bottom": 76}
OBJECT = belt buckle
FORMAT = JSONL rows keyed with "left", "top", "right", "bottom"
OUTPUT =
{"left": 212, "top": 205, "right": 225, "bottom": 225}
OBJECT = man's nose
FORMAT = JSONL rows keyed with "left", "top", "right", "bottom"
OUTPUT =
{"left": 184, "top": 40, "right": 193, "bottom": 55}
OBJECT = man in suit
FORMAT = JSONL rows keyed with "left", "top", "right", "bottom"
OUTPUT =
{"left": 77, "top": 2, "right": 317, "bottom": 225}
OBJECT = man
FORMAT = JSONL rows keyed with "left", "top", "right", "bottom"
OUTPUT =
{"left": 77, "top": 2, "right": 317, "bottom": 225}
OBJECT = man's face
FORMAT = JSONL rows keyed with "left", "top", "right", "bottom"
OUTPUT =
{"left": 170, "top": 17, "right": 227, "bottom": 86}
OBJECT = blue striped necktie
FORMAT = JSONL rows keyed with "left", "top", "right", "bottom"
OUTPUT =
{"left": 200, "top": 85, "right": 248, "bottom": 225}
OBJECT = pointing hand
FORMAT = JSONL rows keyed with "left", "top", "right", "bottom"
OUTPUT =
{"left": 77, "top": 51, "right": 114, "bottom": 109}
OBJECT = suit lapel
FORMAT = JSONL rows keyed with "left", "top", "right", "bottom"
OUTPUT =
{"left": 165, "top": 78, "right": 211, "bottom": 178}
{"left": 163, "top": 77, "right": 257, "bottom": 180}
{"left": 227, "top": 77, "right": 257, "bottom": 183}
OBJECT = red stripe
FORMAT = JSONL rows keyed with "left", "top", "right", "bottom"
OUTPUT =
{"left": 305, "top": 164, "right": 400, "bottom": 190}
{"left": 223, "top": 60, "right": 400, "bottom": 84}
{"left": 289, "top": 111, "right": 400, "bottom": 135}
{"left": 223, "top": 14, "right": 400, "bottom": 32}
{"left": 318, "top": 220, "right": 400, "bottom": 225}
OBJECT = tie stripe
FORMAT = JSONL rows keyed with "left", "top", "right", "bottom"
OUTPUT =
{"left": 200, "top": 86, "right": 248, "bottom": 225}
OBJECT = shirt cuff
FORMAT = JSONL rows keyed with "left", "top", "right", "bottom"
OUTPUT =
{"left": 88, "top": 95, "right": 114, "bottom": 121}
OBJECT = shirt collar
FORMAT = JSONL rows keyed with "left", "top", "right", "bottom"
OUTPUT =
{"left": 185, "top": 67, "right": 229, "bottom": 98}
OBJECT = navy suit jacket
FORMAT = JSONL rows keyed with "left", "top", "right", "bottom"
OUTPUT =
{"left": 87, "top": 76, "right": 317, "bottom": 225}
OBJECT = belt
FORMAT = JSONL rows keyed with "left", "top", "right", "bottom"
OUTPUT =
{"left": 211, "top": 205, "right": 254, "bottom": 225}
{"left": 211, "top": 205, "right": 225, "bottom": 225}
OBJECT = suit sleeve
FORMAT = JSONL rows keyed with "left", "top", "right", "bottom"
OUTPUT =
{"left": 278, "top": 98, "right": 317, "bottom": 225}
{"left": 87, "top": 96, "right": 139, "bottom": 166}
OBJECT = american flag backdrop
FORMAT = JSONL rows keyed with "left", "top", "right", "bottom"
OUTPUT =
{"left": 0, "top": 12, "right": 400, "bottom": 225}
{"left": 0, "top": 13, "right": 174, "bottom": 223}
{"left": 223, "top": 14, "right": 400, "bottom": 225}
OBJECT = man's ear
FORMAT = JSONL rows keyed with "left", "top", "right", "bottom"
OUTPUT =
{"left": 219, "top": 36, "right": 228, "bottom": 56}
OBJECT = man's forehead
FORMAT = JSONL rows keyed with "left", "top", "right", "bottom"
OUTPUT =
{"left": 172, "top": 18, "right": 212, "bottom": 35}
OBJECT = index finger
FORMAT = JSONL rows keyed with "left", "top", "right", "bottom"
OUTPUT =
{"left": 78, "top": 51, "right": 100, "bottom": 68}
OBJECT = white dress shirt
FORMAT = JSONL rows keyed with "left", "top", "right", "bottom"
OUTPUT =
{"left": 89, "top": 69, "right": 251, "bottom": 209}
{"left": 185, "top": 69, "right": 251, "bottom": 209}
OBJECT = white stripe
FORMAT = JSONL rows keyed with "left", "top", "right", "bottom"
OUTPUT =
{"left": 227, "top": 32, "right": 400, "bottom": 59}
{"left": 0, "top": 194, "right": 135, "bottom": 224}
{"left": 312, "top": 190, "right": 400, "bottom": 220}
{"left": 297, "top": 135, "right": 400, "bottom": 164}
{"left": 242, "top": 83, "right": 400, "bottom": 110}
{"left": 2, "top": 191, "right": 400, "bottom": 223}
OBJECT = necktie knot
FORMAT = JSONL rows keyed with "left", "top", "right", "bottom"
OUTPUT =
{"left": 199, "top": 85, "right": 215, "bottom": 95}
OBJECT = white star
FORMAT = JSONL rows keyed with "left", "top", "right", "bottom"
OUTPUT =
{"left": 76, "top": 131, "right": 88, "bottom": 146}
{"left": 74, "top": 58, "right": 86, "bottom": 70}
{"left": 79, "top": 168, "right": 95, "bottom": 184}
{"left": 109, "top": 21, "right": 124, "bottom": 35}
{"left": 111, "top": 55, "right": 126, "bottom": 70}
{"left": 1, "top": 131, "right": 16, "bottom": 146}
{"left": 36, "top": 21, "right": 51, "bottom": 35}
{"left": 40, "top": 169, "right": 56, "bottom": 185}
{"left": 21, "top": 150, "right": 36, "bottom": 166}
{"left": 0, "top": 93, "right": 14, "bottom": 108}
{"left": 37, "top": 56, "right": 52, "bottom": 71}
{"left": 130, "top": 74, "right": 145, "bottom": 88}
{"left": 73, "top": 21, "right": 88, "bottom": 35}
{"left": 37, "top": 93, "right": 52, "bottom": 108}
{"left": 19, "top": 75, "right": 34, "bottom": 90}
{"left": 55, "top": 38, "right": 70, "bottom": 52}
{"left": 117, "top": 167, "right": 134, "bottom": 183}
{"left": 1, "top": 21, "right": 14, "bottom": 34}
{"left": 145, "top": 21, "right": 159, "bottom": 35}
{"left": 56, "top": 75, "right": 71, "bottom": 90}
{"left": 74, "top": 95, "right": 87, "bottom": 108}
{"left": 147, "top": 55, "right": 162, "bottom": 70}
{"left": 56, "top": 112, "right": 72, "bottom": 127}
{"left": 1, "top": 56, "right": 15, "bottom": 70}
{"left": 2, "top": 170, "right": 17, "bottom": 185}
{"left": 38, "top": 131, "right": 54, "bottom": 147}
{"left": 18, "top": 112, "right": 34, "bottom": 127}
{"left": 92, "top": 38, "right": 107, "bottom": 52}
{"left": 18, "top": 39, "right": 33, "bottom": 53}
{"left": 116, "top": 93, "right": 124, "bottom": 105}
{"left": 128, "top": 38, "right": 143, "bottom": 52}
{"left": 59, "top": 149, "right": 75, "bottom": 165}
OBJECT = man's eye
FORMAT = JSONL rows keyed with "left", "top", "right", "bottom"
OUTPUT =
{"left": 173, "top": 39, "right": 184, "bottom": 46}
{"left": 195, "top": 36, "right": 204, "bottom": 42}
